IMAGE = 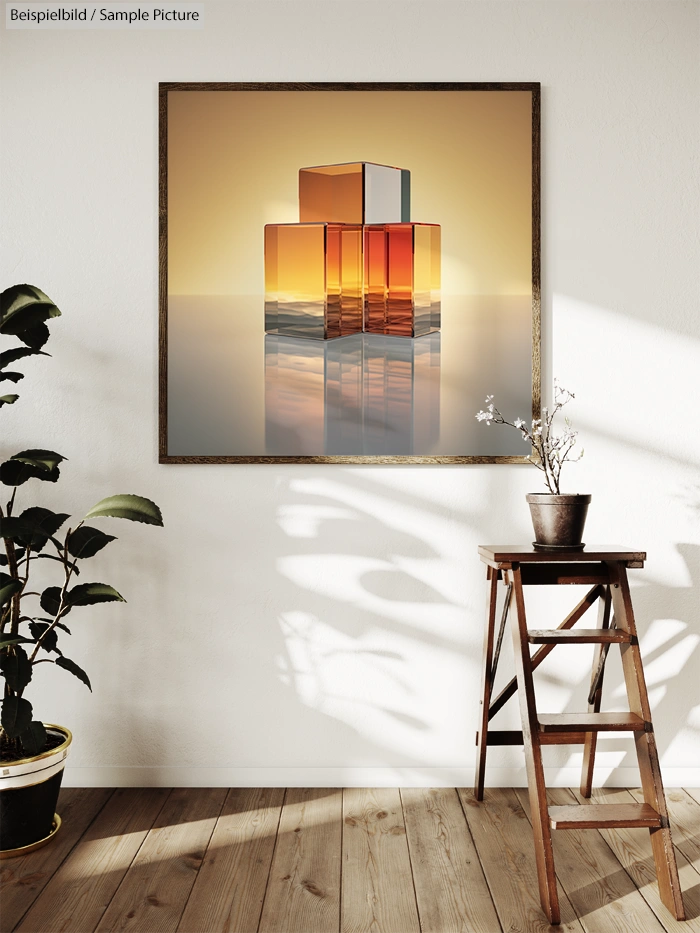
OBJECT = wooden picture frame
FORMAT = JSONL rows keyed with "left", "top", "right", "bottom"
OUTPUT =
{"left": 159, "top": 82, "right": 540, "bottom": 463}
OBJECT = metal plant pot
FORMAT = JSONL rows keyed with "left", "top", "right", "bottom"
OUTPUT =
{"left": 0, "top": 724, "right": 72, "bottom": 858}
{"left": 526, "top": 493, "right": 591, "bottom": 549}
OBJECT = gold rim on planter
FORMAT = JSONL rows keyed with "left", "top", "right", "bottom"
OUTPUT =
{"left": 0, "top": 724, "right": 73, "bottom": 770}
{"left": 0, "top": 813, "right": 62, "bottom": 859}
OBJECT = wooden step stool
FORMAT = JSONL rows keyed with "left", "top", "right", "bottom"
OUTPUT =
{"left": 475, "top": 545, "right": 685, "bottom": 925}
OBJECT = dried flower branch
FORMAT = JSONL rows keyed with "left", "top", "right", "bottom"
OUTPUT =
{"left": 475, "top": 380, "right": 583, "bottom": 494}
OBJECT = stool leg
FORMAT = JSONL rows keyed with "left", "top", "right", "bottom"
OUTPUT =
{"left": 609, "top": 562, "right": 685, "bottom": 921}
{"left": 475, "top": 566, "right": 499, "bottom": 800}
{"left": 509, "top": 566, "right": 560, "bottom": 925}
{"left": 580, "top": 585, "right": 612, "bottom": 796}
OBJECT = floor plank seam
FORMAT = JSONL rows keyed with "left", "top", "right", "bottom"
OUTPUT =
{"left": 255, "top": 786, "right": 287, "bottom": 933}
{"left": 453, "top": 788, "right": 505, "bottom": 933}
{"left": 93, "top": 787, "right": 175, "bottom": 933}
{"left": 171, "top": 788, "right": 229, "bottom": 933}
{"left": 397, "top": 788, "right": 423, "bottom": 933}
{"left": 338, "top": 788, "right": 344, "bottom": 933}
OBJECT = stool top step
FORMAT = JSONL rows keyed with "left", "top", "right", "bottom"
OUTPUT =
{"left": 478, "top": 545, "right": 646, "bottom": 567}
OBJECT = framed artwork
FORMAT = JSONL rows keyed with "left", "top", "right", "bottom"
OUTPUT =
{"left": 159, "top": 82, "right": 540, "bottom": 463}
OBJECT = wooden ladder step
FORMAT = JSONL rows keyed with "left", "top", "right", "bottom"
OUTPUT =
{"left": 538, "top": 712, "right": 649, "bottom": 733}
{"left": 549, "top": 802, "right": 661, "bottom": 830}
{"left": 527, "top": 628, "right": 632, "bottom": 644}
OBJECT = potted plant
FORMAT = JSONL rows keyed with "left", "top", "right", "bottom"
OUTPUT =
{"left": 476, "top": 381, "right": 589, "bottom": 549}
{"left": 0, "top": 284, "right": 163, "bottom": 857}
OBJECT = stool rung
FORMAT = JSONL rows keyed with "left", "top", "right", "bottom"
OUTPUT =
{"left": 527, "top": 629, "right": 632, "bottom": 644}
{"left": 549, "top": 802, "right": 661, "bottom": 830}
{"left": 538, "top": 712, "right": 649, "bottom": 733}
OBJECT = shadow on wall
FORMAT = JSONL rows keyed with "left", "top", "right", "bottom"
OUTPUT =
{"left": 252, "top": 468, "right": 490, "bottom": 782}
{"left": 264, "top": 467, "right": 699, "bottom": 782}
{"left": 256, "top": 293, "right": 700, "bottom": 781}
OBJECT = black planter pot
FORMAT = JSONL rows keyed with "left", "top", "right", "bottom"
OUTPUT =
{"left": 526, "top": 493, "right": 591, "bottom": 549}
{"left": 0, "top": 725, "right": 72, "bottom": 858}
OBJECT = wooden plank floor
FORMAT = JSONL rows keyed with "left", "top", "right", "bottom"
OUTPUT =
{"left": 2, "top": 788, "right": 699, "bottom": 933}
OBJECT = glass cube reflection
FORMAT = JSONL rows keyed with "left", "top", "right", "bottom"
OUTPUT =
{"left": 265, "top": 332, "right": 440, "bottom": 456}
{"left": 364, "top": 223, "right": 441, "bottom": 337}
{"left": 362, "top": 334, "right": 440, "bottom": 454}
{"left": 265, "top": 335, "right": 363, "bottom": 454}
{"left": 265, "top": 223, "right": 363, "bottom": 339}
{"left": 299, "top": 162, "right": 411, "bottom": 224}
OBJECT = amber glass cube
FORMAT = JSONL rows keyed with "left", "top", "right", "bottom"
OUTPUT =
{"left": 299, "top": 162, "right": 411, "bottom": 224}
{"left": 364, "top": 223, "right": 441, "bottom": 337}
{"left": 265, "top": 223, "right": 363, "bottom": 339}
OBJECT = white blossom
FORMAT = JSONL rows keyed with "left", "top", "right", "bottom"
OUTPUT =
{"left": 475, "top": 383, "right": 582, "bottom": 493}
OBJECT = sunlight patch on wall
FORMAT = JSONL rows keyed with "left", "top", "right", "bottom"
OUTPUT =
{"left": 612, "top": 621, "right": 699, "bottom": 696}
{"left": 277, "top": 610, "right": 469, "bottom": 762}
{"left": 277, "top": 554, "right": 464, "bottom": 644}
{"left": 554, "top": 294, "right": 700, "bottom": 465}
{"left": 559, "top": 749, "right": 627, "bottom": 783}
{"left": 277, "top": 504, "right": 359, "bottom": 538}
{"left": 285, "top": 477, "right": 471, "bottom": 620}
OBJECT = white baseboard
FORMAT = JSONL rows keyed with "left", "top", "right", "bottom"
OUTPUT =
{"left": 62, "top": 766, "right": 700, "bottom": 788}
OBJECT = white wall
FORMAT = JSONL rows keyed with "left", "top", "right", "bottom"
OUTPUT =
{"left": 1, "top": 0, "right": 699, "bottom": 787}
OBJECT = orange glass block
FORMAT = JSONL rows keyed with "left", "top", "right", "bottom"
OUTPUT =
{"left": 363, "top": 223, "right": 441, "bottom": 337}
{"left": 299, "top": 162, "right": 411, "bottom": 224}
{"left": 265, "top": 223, "right": 363, "bottom": 339}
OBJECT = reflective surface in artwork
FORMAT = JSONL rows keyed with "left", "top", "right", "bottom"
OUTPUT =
{"left": 168, "top": 295, "right": 532, "bottom": 457}
{"left": 265, "top": 333, "right": 440, "bottom": 455}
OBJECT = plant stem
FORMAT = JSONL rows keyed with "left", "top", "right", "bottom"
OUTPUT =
{"left": 28, "top": 532, "right": 77, "bottom": 663}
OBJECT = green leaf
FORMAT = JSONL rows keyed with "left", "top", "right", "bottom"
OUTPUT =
{"left": 0, "top": 284, "right": 61, "bottom": 336}
{"left": 40, "top": 586, "right": 62, "bottom": 616}
{"left": 29, "top": 621, "right": 58, "bottom": 653}
{"left": 0, "top": 394, "right": 19, "bottom": 407}
{"left": 0, "top": 457, "right": 61, "bottom": 486}
{"left": 0, "top": 516, "right": 36, "bottom": 540}
{"left": 0, "top": 572, "right": 22, "bottom": 607}
{"left": 0, "top": 372, "right": 24, "bottom": 384}
{"left": 0, "top": 346, "right": 48, "bottom": 371}
{"left": 0, "top": 450, "right": 65, "bottom": 487}
{"left": 20, "top": 721, "right": 47, "bottom": 756}
{"left": 21, "top": 615, "right": 69, "bottom": 633}
{"left": 0, "top": 645, "right": 32, "bottom": 692}
{"left": 85, "top": 495, "right": 163, "bottom": 527}
{"left": 15, "top": 507, "right": 70, "bottom": 553}
{"left": 1, "top": 695, "right": 32, "bottom": 739}
{"left": 0, "top": 636, "right": 32, "bottom": 649}
{"left": 67, "top": 582, "right": 125, "bottom": 607}
{"left": 11, "top": 449, "right": 66, "bottom": 473}
{"left": 40, "top": 582, "right": 125, "bottom": 616}
{"left": 55, "top": 656, "right": 91, "bottom": 691}
{"left": 19, "top": 322, "right": 50, "bottom": 351}
{"left": 67, "top": 526, "right": 116, "bottom": 559}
